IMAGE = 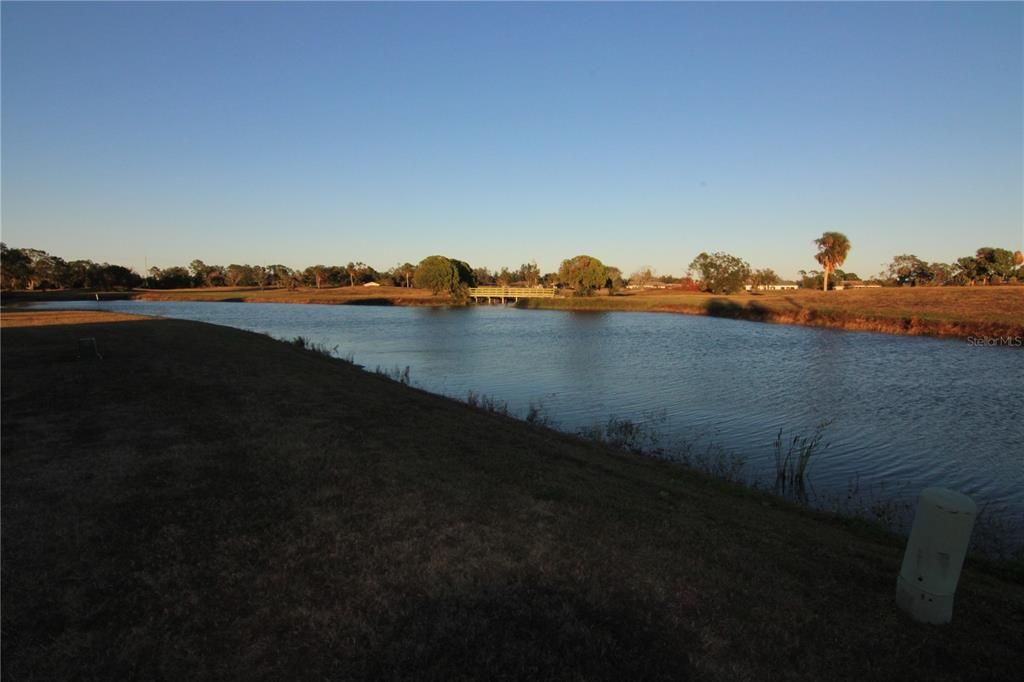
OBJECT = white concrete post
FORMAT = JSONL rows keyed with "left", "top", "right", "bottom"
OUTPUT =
{"left": 896, "top": 487, "right": 977, "bottom": 624}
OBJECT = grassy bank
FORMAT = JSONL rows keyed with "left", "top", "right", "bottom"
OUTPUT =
{"left": 2, "top": 310, "right": 1022, "bottom": 680}
{"left": 6, "top": 285, "right": 1021, "bottom": 340}
{"left": 519, "top": 287, "right": 1024, "bottom": 340}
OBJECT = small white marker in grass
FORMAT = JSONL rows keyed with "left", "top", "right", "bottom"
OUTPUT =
{"left": 896, "top": 488, "right": 977, "bottom": 624}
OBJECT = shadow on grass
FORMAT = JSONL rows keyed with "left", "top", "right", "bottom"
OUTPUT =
{"left": 704, "top": 298, "right": 771, "bottom": 322}
{"left": 784, "top": 296, "right": 804, "bottom": 310}
{"left": 367, "top": 577, "right": 693, "bottom": 681}
{"left": 344, "top": 298, "right": 395, "bottom": 306}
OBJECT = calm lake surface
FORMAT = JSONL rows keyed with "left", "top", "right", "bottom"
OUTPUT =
{"left": 33, "top": 300, "right": 1024, "bottom": 531}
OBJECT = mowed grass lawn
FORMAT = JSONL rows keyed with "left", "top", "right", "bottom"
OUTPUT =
{"left": 2, "top": 310, "right": 1022, "bottom": 680}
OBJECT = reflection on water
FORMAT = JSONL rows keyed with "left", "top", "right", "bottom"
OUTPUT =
{"left": 32, "top": 300, "right": 1024, "bottom": 531}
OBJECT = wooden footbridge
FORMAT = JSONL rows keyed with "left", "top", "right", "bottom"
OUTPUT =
{"left": 468, "top": 287, "right": 555, "bottom": 304}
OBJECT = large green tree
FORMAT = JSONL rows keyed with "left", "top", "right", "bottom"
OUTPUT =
{"left": 688, "top": 252, "right": 750, "bottom": 294}
{"left": 814, "top": 232, "right": 851, "bottom": 292}
{"left": 519, "top": 261, "right": 541, "bottom": 287}
{"left": 472, "top": 266, "right": 495, "bottom": 286}
{"left": 750, "top": 268, "right": 781, "bottom": 289}
{"left": 885, "top": 254, "right": 933, "bottom": 287}
{"left": 346, "top": 262, "right": 372, "bottom": 287}
{"left": 974, "top": 247, "right": 1017, "bottom": 284}
{"left": 414, "top": 255, "right": 475, "bottom": 297}
{"left": 1, "top": 244, "right": 34, "bottom": 289}
{"left": 0, "top": 246, "right": 73, "bottom": 290}
{"left": 925, "top": 263, "right": 953, "bottom": 286}
{"left": 558, "top": 254, "right": 608, "bottom": 295}
{"left": 605, "top": 266, "right": 624, "bottom": 292}
{"left": 225, "top": 264, "right": 255, "bottom": 287}
{"left": 952, "top": 256, "right": 979, "bottom": 285}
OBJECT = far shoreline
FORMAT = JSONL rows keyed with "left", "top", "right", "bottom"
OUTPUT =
{"left": 3, "top": 284, "right": 1022, "bottom": 343}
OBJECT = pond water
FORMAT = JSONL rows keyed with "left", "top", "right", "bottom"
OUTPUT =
{"left": 31, "top": 300, "right": 1024, "bottom": 533}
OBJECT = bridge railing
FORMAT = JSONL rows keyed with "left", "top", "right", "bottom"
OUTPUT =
{"left": 468, "top": 287, "right": 555, "bottom": 299}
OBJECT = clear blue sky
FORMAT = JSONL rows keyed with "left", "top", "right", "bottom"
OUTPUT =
{"left": 2, "top": 1, "right": 1021, "bottom": 279}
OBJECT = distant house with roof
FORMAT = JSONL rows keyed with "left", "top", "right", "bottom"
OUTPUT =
{"left": 744, "top": 282, "right": 799, "bottom": 291}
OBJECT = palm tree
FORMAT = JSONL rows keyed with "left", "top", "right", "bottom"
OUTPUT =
{"left": 814, "top": 232, "right": 851, "bottom": 291}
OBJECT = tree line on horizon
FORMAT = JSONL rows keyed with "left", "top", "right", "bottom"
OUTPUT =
{"left": 2, "top": 240, "right": 1021, "bottom": 295}
{"left": 687, "top": 235, "right": 1023, "bottom": 294}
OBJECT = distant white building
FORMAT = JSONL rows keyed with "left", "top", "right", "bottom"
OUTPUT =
{"left": 362, "top": 281, "right": 381, "bottom": 287}
{"left": 744, "top": 282, "right": 799, "bottom": 291}
{"left": 625, "top": 282, "right": 670, "bottom": 290}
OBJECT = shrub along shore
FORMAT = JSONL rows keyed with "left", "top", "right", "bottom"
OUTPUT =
{"left": 2, "top": 309, "right": 1022, "bottom": 680}
{"left": 5, "top": 284, "right": 1022, "bottom": 341}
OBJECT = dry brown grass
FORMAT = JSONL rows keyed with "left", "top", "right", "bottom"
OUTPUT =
{"left": 3, "top": 310, "right": 1021, "bottom": 680}
{"left": 0, "top": 309, "right": 152, "bottom": 328}
{"left": 523, "top": 287, "right": 1024, "bottom": 339}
